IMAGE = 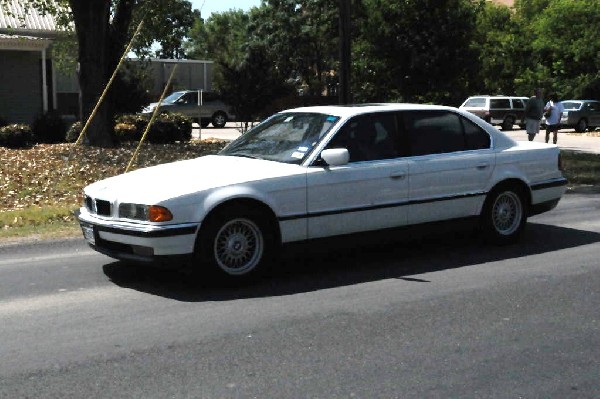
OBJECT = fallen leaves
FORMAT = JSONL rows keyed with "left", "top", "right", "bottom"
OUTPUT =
{"left": 0, "top": 140, "right": 229, "bottom": 213}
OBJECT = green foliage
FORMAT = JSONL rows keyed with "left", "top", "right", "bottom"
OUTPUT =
{"left": 248, "top": 0, "right": 339, "bottom": 96}
{"left": 186, "top": 10, "right": 250, "bottom": 65}
{"left": 0, "top": 124, "right": 34, "bottom": 148}
{"left": 218, "top": 45, "right": 295, "bottom": 122}
{"left": 527, "top": 0, "right": 600, "bottom": 99}
{"left": 32, "top": 111, "right": 67, "bottom": 144}
{"left": 65, "top": 122, "right": 83, "bottom": 143}
{"left": 131, "top": 0, "right": 200, "bottom": 59}
{"left": 114, "top": 113, "right": 192, "bottom": 144}
{"left": 353, "top": 0, "right": 482, "bottom": 105}
{"left": 112, "top": 64, "right": 153, "bottom": 115}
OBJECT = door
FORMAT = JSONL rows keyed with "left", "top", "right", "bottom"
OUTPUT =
{"left": 401, "top": 110, "right": 494, "bottom": 225}
{"left": 306, "top": 112, "right": 409, "bottom": 239}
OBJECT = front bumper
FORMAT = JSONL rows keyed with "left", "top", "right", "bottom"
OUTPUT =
{"left": 76, "top": 209, "right": 199, "bottom": 263}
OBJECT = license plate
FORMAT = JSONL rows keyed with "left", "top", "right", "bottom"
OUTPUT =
{"left": 81, "top": 223, "right": 96, "bottom": 246}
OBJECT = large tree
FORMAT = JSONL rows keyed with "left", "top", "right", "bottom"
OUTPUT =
{"left": 352, "top": 0, "right": 484, "bottom": 105}
{"left": 248, "top": 0, "right": 339, "bottom": 96}
{"left": 3, "top": 0, "right": 198, "bottom": 147}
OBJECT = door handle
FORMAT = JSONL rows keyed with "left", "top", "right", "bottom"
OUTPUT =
{"left": 390, "top": 171, "right": 406, "bottom": 180}
{"left": 476, "top": 163, "right": 490, "bottom": 170}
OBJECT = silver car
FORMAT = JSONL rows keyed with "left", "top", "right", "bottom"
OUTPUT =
{"left": 559, "top": 100, "right": 600, "bottom": 132}
{"left": 141, "top": 90, "right": 235, "bottom": 128}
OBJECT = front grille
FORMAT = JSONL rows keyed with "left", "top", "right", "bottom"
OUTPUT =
{"left": 86, "top": 196, "right": 113, "bottom": 217}
{"left": 85, "top": 196, "right": 93, "bottom": 212}
{"left": 95, "top": 200, "right": 112, "bottom": 216}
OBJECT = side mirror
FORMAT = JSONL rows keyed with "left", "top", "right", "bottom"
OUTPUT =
{"left": 320, "top": 148, "right": 349, "bottom": 166}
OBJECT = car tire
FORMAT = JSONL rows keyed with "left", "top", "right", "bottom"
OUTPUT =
{"left": 212, "top": 112, "right": 228, "bottom": 128}
{"left": 502, "top": 116, "right": 515, "bottom": 131}
{"left": 480, "top": 184, "right": 528, "bottom": 244}
{"left": 200, "top": 119, "right": 210, "bottom": 128}
{"left": 575, "top": 119, "right": 588, "bottom": 133}
{"left": 196, "top": 204, "right": 276, "bottom": 280}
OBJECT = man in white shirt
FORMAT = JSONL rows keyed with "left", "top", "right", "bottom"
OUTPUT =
{"left": 544, "top": 94, "right": 565, "bottom": 144}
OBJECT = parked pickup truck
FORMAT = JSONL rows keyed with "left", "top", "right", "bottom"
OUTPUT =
{"left": 141, "top": 90, "right": 235, "bottom": 128}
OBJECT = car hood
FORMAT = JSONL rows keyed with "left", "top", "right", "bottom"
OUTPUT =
{"left": 85, "top": 155, "right": 304, "bottom": 204}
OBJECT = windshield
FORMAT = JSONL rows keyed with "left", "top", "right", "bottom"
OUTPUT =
{"left": 163, "top": 91, "right": 185, "bottom": 104}
{"left": 220, "top": 112, "right": 340, "bottom": 164}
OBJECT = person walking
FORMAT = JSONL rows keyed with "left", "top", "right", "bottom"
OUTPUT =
{"left": 524, "top": 88, "right": 545, "bottom": 141}
{"left": 544, "top": 94, "right": 564, "bottom": 144}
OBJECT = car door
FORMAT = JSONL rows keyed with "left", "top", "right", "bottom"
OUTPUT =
{"left": 402, "top": 110, "right": 494, "bottom": 225}
{"left": 173, "top": 91, "right": 200, "bottom": 118}
{"left": 588, "top": 102, "right": 600, "bottom": 127}
{"left": 306, "top": 112, "right": 409, "bottom": 239}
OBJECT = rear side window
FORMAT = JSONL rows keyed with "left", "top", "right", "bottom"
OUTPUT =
{"left": 463, "top": 98, "right": 486, "bottom": 107}
{"left": 512, "top": 99, "right": 525, "bottom": 109}
{"left": 490, "top": 99, "right": 511, "bottom": 109}
{"left": 402, "top": 111, "right": 490, "bottom": 156}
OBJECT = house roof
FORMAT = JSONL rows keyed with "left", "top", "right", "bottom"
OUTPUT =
{"left": 0, "top": 0, "right": 58, "bottom": 36}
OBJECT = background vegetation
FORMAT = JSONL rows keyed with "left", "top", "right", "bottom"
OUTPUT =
{"left": 3, "top": 0, "right": 598, "bottom": 146}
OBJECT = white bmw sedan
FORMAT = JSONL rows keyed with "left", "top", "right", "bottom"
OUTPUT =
{"left": 77, "top": 104, "right": 567, "bottom": 279}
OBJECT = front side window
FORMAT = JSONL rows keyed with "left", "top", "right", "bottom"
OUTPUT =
{"left": 220, "top": 113, "right": 339, "bottom": 164}
{"left": 325, "top": 113, "right": 400, "bottom": 162}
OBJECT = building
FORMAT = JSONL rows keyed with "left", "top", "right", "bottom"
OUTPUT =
{"left": 0, "top": 1, "right": 213, "bottom": 124}
{"left": 0, "top": 0, "right": 57, "bottom": 124}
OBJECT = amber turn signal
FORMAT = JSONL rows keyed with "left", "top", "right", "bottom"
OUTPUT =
{"left": 148, "top": 205, "right": 173, "bottom": 222}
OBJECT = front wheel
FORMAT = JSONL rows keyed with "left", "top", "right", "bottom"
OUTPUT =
{"left": 481, "top": 185, "right": 527, "bottom": 244}
{"left": 196, "top": 206, "right": 275, "bottom": 280}
{"left": 502, "top": 116, "right": 515, "bottom": 131}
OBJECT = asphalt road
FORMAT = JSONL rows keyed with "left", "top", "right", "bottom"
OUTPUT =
{"left": 1, "top": 194, "right": 599, "bottom": 398}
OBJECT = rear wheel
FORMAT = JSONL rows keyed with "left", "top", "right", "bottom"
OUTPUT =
{"left": 502, "top": 116, "right": 515, "bottom": 131}
{"left": 212, "top": 112, "right": 228, "bottom": 128}
{"left": 575, "top": 119, "right": 588, "bottom": 133}
{"left": 196, "top": 205, "right": 275, "bottom": 280}
{"left": 481, "top": 185, "right": 527, "bottom": 244}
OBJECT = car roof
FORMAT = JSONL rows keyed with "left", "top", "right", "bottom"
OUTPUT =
{"left": 282, "top": 103, "right": 456, "bottom": 118}
{"left": 465, "top": 95, "right": 528, "bottom": 99}
{"left": 561, "top": 99, "right": 598, "bottom": 103}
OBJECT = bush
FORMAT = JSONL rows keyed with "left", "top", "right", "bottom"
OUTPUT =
{"left": 32, "top": 111, "right": 67, "bottom": 143}
{"left": 114, "top": 113, "right": 192, "bottom": 144}
{"left": 65, "top": 121, "right": 83, "bottom": 143}
{"left": 0, "top": 124, "right": 34, "bottom": 148}
{"left": 0, "top": 116, "right": 8, "bottom": 128}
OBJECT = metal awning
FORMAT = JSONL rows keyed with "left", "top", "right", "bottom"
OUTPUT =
{"left": 0, "top": 33, "right": 51, "bottom": 51}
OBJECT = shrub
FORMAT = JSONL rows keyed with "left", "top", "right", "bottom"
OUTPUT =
{"left": 114, "top": 113, "right": 192, "bottom": 144}
{"left": 0, "top": 124, "right": 34, "bottom": 148}
{"left": 32, "top": 111, "right": 67, "bottom": 143}
{"left": 65, "top": 121, "right": 83, "bottom": 143}
{"left": 0, "top": 116, "right": 8, "bottom": 128}
{"left": 114, "top": 122, "right": 142, "bottom": 142}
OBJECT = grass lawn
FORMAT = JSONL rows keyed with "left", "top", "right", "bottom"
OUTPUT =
{"left": 1, "top": 140, "right": 598, "bottom": 242}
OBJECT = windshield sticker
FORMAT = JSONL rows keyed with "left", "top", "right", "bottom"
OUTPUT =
{"left": 291, "top": 151, "right": 305, "bottom": 159}
{"left": 298, "top": 146, "right": 309, "bottom": 152}
{"left": 326, "top": 116, "right": 337, "bottom": 122}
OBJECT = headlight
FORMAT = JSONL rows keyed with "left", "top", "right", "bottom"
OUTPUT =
{"left": 119, "top": 203, "right": 173, "bottom": 222}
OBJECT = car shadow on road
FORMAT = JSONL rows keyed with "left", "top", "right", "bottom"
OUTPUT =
{"left": 102, "top": 222, "right": 600, "bottom": 302}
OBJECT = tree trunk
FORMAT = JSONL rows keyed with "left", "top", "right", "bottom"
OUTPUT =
{"left": 70, "top": 0, "right": 115, "bottom": 147}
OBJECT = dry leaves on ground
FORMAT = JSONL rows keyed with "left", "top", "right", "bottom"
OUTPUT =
{"left": 0, "top": 140, "right": 229, "bottom": 212}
